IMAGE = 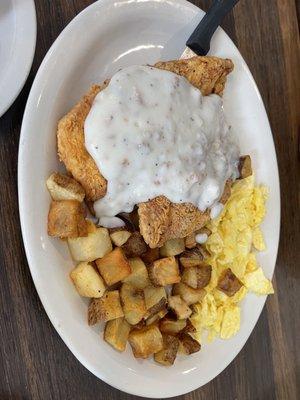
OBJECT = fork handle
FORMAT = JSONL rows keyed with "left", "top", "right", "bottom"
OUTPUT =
{"left": 186, "top": 0, "right": 240, "bottom": 56}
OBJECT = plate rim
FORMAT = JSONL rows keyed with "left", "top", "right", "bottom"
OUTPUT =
{"left": 18, "top": 0, "right": 281, "bottom": 397}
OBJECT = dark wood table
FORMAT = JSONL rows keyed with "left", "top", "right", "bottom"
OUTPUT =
{"left": 0, "top": 1, "right": 299, "bottom": 399}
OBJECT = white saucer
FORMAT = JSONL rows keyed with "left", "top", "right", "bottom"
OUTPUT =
{"left": 0, "top": 0, "right": 36, "bottom": 117}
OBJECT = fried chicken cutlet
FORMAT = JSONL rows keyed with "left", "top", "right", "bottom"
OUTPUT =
{"left": 57, "top": 56, "right": 234, "bottom": 247}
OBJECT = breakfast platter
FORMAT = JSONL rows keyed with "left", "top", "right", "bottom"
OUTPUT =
{"left": 18, "top": 0, "right": 280, "bottom": 397}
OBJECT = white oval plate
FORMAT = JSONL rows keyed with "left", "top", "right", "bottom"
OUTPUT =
{"left": 0, "top": 0, "right": 36, "bottom": 117}
{"left": 18, "top": 0, "right": 280, "bottom": 397}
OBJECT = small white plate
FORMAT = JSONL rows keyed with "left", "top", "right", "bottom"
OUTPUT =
{"left": 18, "top": 0, "right": 280, "bottom": 397}
{"left": 0, "top": 0, "right": 36, "bottom": 117}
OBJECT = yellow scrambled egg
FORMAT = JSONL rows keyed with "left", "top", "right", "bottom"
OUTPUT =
{"left": 191, "top": 175, "right": 274, "bottom": 342}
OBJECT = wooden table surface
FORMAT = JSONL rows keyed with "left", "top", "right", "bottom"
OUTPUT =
{"left": 0, "top": 0, "right": 299, "bottom": 399}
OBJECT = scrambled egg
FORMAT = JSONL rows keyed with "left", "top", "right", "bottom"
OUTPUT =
{"left": 191, "top": 175, "right": 274, "bottom": 342}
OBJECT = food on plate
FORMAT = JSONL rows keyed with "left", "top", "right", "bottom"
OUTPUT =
{"left": 47, "top": 55, "right": 274, "bottom": 365}
{"left": 104, "top": 317, "right": 131, "bottom": 352}
{"left": 120, "top": 283, "right": 147, "bottom": 325}
{"left": 168, "top": 296, "right": 192, "bottom": 319}
{"left": 160, "top": 238, "right": 185, "bottom": 257}
{"left": 47, "top": 200, "right": 87, "bottom": 238}
{"left": 121, "top": 231, "right": 147, "bottom": 258}
{"left": 110, "top": 229, "right": 132, "bottom": 246}
{"left": 70, "top": 262, "right": 105, "bottom": 298}
{"left": 88, "top": 290, "right": 124, "bottom": 324}
{"left": 46, "top": 172, "right": 85, "bottom": 202}
{"left": 95, "top": 247, "right": 131, "bottom": 286}
{"left": 154, "top": 334, "right": 180, "bottom": 366}
{"left": 172, "top": 282, "right": 206, "bottom": 305}
{"left": 67, "top": 221, "right": 112, "bottom": 262}
{"left": 148, "top": 256, "right": 181, "bottom": 286}
{"left": 181, "top": 264, "right": 212, "bottom": 289}
{"left": 123, "top": 257, "right": 150, "bottom": 289}
{"left": 144, "top": 285, "right": 167, "bottom": 316}
{"left": 128, "top": 324, "right": 163, "bottom": 358}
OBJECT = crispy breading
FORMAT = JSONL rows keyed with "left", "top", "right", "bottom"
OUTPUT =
{"left": 57, "top": 83, "right": 108, "bottom": 201}
{"left": 138, "top": 196, "right": 210, "bottom": 248}
{"left": 154, "top": 56, "right": 233, "bottom": 96}
{"left": 57, "top": 56, "right": 233, "bottom": 244}
{"left": 57, "top": 56, "right": 233, "bottom": 202}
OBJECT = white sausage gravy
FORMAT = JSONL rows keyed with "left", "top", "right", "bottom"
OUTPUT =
{"left": 84, "top": 65, "right": 239, "bottom": 226}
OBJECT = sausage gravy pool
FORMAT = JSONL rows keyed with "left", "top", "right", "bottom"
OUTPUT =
{"left": 84, "top": 65, "right": 239, "bottom": 226}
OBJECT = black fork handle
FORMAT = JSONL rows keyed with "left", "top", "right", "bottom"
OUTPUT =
{"left": 186, "top": 0, "right": 240, "bottom": 56}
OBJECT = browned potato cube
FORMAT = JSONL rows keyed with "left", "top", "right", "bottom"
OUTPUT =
{"left": 160, "top": 238, "right": 185, "bottom": 257}
{"left": 181, "top": 264, "right": 212, "bottom": 289}
{"left": 179, "top": 333, "right": 201, "bottom": 355}
{"left": 104, "top": 317, "right": 131, "bottom": 352}
{"left": 172, "top": 282, "right": 206, "bottom": 305}
{"left": 154, "top": 334, "right": 179, "bottom": 366}
{"left": 144, "top": 286, "right": 167, "bottom": 316}
{"left": 128, "top": 324, "right": 163, "bottom": 358}
{"left": 48, "top": 200, "right": 87, "bottom": 238}
{"left": 182, "top": 319, "right": 196, "bottom": 334}
{"left": 219, "top": 179, "right": 232, "bottom": 205}
{"left": 238, "top": 155, "right": 252, "bottom": 179}
{"left": 185, "top": 233, "right": 197, "bottom": 249}
{"left": 145, "top": 308, "right": 168, "bottom": 325}
{"left": 110, "top": 229, "right": 132, "bottom": 246}
{"left": 70, "top": 262, "right": 105, "bottom": 298}
{"left": 141, "top": 247, "right": 160, "bottom": 264}
{"left": 68, "top": 221, "right": 112, "bottom": 262}
{"left": 120, "top": 283, "right": 146, "bottom": 325}
{"left": 168, "top": 296, "right": 192, "bottom": 320}
{"left": 179, "top": 246, "right": 209, "bottom": 268}
{"left": 217, "top": 268, "right": 243, "bottom": 297}
{"left": 121, "top": 232, "right": 147, "bottom": 258}
{"left": 159, "top": 317, "right": 187, "bottom": 335}
{"left": 123, "top": 257, "right": 150, "bottom": 289}
{"left": 96, "top": 248, "right": 131, "bottom": 286}
{"left": 46, "top": 172, "right": 85, "bottom": 202}
{"left": 88, "top": 290, "right": 124, "bottom": 325}
{"left": 149, "top": 257, "right": 181, "bottom": 286}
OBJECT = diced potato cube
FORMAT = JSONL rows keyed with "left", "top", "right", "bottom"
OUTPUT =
{"left": 219, "top": 180, "right": 232, "bottom": 205}
{"left": 88, "top": 290, "right": 124, "bottom": 324}
{"left": 154, "top": 334, "right": 179, "bottom": 366}
{"left": 179, "top": 247, "right": 208, "bottom": 268}
{"left": 141, "top": 247, "right": 160, "bottom": 264}
{"left": 159, "top": 318, "right": 187, "bottom": 335}
{"left": 48, "top": 200, "right": 87, "bottom": 238}
{"left": 121, "top": 232, "right": 147, "bottom": 258}
{"left": 181, "top": 264, "right": 212, "bottom": 289}
{"left": 149, "top": 256, "right": 181, "bottom": 286}
{"left": 123, "top": 257, "right": 150, "bottom": 289}
{"left": 185, "top": 233, "right": 197, "bottom": 249}
{"left": 96, "top": 248, "right": 131, "bottom": 286}
{"left": 168, "top": 296, "right": 192, "bottom": 320}
{"left": 70, "top": 262, "right": 105, "bottom": 298}
{"left": 145, "top": 308, "right": 168, "bottom": 325}
{"left": 238, "top": 155, "right": 252, "bottom": 178}
{"left": 68, "top": 222, "right": 112, "bottom": 262}
{"left": 172, "top": 282, "right": 206, "bottom": 305}
{"left": 179, "top": 333, "right": 201, "bottom": 355}
{"left": 160, "top": 238, "right": 185, "bottom": 257}
{"left": 120, "top": 283, "right": 146, "bottom": 325}
{"left": 182, "top": 319, "right": 196, "bottom": 334}
{"left": 144, "top": 286, "right": 167, "bottom": 316}
{"left": 110, "top": 229, "right": 132, "bottom": 246}
{"left": 46, "top": 172, "right": 85, "bottom": 202}
{"left": 104, "top": 317, "right": 131, "bottom": 352}
{"left": 128, "top": 325, "right": 163, "bottom": 358}
{"left": 217, "top": 268, "right": 243, "bottom": 297}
